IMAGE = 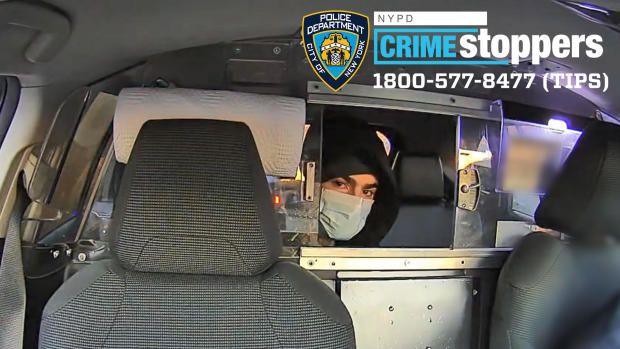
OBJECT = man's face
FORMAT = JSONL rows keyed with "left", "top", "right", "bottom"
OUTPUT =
{"left": 322, "top": 174, "right": 378, "bottom": 200}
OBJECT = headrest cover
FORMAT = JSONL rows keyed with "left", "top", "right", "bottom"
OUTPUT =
{"left": 399, "top": 155, "right": 444, "bottom": 200}
{"left": 111, "top": 119, "right": 282, "bottom": 276}
{"left": 114, "top": 88, "right": 305, "bottom": 177}
{"left": 535, "top": 122, "right": 620, "bottom": 239}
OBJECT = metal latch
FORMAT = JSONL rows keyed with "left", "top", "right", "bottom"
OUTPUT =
{"left": 457, "top": 167, "right": 481, "bottom": 211}
{"left": 302, "top": 161, "right": 316, "bottom": 201}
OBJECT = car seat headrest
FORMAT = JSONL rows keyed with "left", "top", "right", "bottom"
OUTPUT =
{"left": 535, "top": 122, "right": 620, "bottom": 240}
{"left": 113, "top": 88, "right": 305, "bottom": 177}
{"left": 111, "top": 119, "right": 281, "bottom": 276}
{"left": 398, "top": 155, "right": 444, "bottom": 201}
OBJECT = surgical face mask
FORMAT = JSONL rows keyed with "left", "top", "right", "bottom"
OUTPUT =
{"left": 319, "top": 188, "right": 374, "bottom": 241}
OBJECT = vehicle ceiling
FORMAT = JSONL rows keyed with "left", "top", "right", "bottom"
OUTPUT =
{"left": 1, "top": 0, "right": 619, "bottom": 117}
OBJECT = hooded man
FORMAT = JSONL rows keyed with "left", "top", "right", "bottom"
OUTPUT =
{"left": 319, "top": 115, "right": 399, "bottom": 247}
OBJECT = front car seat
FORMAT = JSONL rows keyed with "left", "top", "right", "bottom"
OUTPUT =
{"left": 39, "top": 119, "right": 355, "bottom": 348}
{"left": 490, "top": 122, "right": 620, "bottom": 349}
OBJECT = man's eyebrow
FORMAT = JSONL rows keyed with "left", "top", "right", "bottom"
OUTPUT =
{"left": 362, "top": 183, "right": 378, "bottom": 189}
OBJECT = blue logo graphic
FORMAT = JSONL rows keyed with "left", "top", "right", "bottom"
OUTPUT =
{"left": 374, "top": 28, "right": 510, "bottom": 65}
{"left": 302, "top": 11, "right": 370, "bottom": 91}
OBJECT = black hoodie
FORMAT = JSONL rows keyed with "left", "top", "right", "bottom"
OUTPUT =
{"left": 320, "top": 115, "right": 400, "bottom": 247}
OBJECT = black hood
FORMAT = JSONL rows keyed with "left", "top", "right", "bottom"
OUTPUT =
{"left": 321, "top": 115, "right": 399, "bottom": 247}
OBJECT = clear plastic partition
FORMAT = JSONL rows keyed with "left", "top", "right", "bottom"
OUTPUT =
{"left": 453, "top": 114, "right": 503, "bottom": 248}
{"left": 78, "top": 102, "right": 586, "bottom": 252}
{"left": 498, "top": 119, "right": 581, "bottom": 194}
{"left": 80, "top": 146, "right": 122, "bottom": 243}
{"left": 454, "top": 113, "right": 582, "bottom": 248}
{"left": 494, "top": 119, "right": 581, "bottom": 247}
{"left": 78, "top": 107, "right": 325, "bottom": 257}
{"left": 276, "top": 106, "right": 327, "bottom": 256}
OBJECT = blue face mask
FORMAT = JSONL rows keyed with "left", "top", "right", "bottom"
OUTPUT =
{"left": 319, "top": 188, "right": 374, "bottom": 241}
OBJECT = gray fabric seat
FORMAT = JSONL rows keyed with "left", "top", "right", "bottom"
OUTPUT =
{"left": 490, "top": 122, "right": 620, "bottom": 349}
{"left": 381, "top": 155, "right": 453, "bottom": 247}
{"left": 564, "top": 296, "right": 620, "bottom": 349}
{"left": 39, "top": 119, "right": 355, "bottom": 348}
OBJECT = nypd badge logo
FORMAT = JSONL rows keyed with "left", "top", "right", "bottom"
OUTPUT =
{"left": 302, "top": 10, "right": 370, "bottom": 92}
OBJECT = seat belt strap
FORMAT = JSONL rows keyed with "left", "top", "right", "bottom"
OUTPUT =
{"left": 0, "top": 192, "right": 27, "bottom": 349}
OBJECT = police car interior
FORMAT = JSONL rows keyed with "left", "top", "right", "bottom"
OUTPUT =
{"left": 1, "top": 1, "right": 620, "bottom": 349}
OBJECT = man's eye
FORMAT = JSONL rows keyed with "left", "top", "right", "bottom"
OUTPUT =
{"left": 363, "top": 190, "right": 376, "bottom": 198}
{"left": 335, "top": 180, "right": 348, "bottom": 188}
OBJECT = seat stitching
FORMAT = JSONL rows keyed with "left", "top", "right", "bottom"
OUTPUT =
{"left": 101, "top": 269, "right": 126, "bottom": 348}
{"left": 275, "top": 270, "right": 352, "bottom": 329}
{"left": 507, "top": 244, "right": 565, "bottom": 291}
{"left": 42, "top": 271, "right": 112, "bottom": 320}
{"left": 133, "top": 235, "right": 251, "bottom": 275}
{"left": 258, "top": 274, "right": 285, "bottom": 348}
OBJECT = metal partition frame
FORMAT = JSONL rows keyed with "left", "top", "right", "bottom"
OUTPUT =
{"left": 300, "top": 247, "right": 510, "bottom": 271}
{"left": 307, "top": 81, "right": 497, "bottom": 120}
{"left": 341, "top": 277, "right": 473, "bottom": 349}
{"left": 300, "top": 247, "right": 506, "bottom": 349}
